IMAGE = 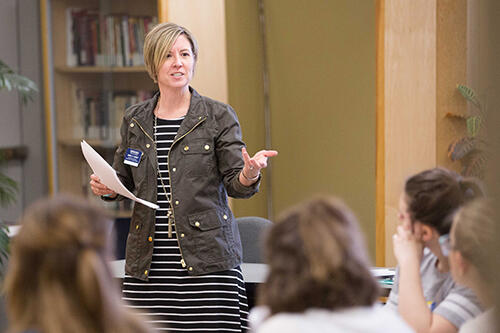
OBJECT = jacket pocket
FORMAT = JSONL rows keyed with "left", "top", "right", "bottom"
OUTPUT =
{"left": 188, "top": 209, "right": 231, "bottom": 263}
{"left": 181, "top": 138, "right": 215, "bottom": 178}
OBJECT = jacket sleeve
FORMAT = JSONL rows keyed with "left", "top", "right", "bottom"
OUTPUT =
{"left": 110, "top": 114, "right": 135, "bottom": 200}
{"left": 215, "top": 105, "right": 260, "bottom": 198}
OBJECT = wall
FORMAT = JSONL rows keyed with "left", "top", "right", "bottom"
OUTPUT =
{"left": 0, "top": 0, "right": 47, "bottom": 223}
{"left": 226, "top": 0, "right": 377, "bottom": 256}
{"left": 225, "top": 0, "right": 268, "bottom": 218}
{"left": 436, "top": 0, "right": 467, "bottom": 171}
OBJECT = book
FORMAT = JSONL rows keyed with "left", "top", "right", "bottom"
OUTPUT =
{"left": 66, "top": 9, "right": 157, "bottom": 67}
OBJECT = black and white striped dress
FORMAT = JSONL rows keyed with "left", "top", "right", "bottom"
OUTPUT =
{"left": 122, "top": 116, "right": 249, "bottom": 332}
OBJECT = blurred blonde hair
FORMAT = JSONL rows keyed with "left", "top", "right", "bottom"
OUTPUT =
{"left": 452, "top": 198, "right": 495, "bottom": 284}
{"left": 143, "top": 22, "right": 198, "bottom": 83}
{"left": 4, "top": 195, "right": 151, "bottom": 333}
{"left": 258, "top": 196, "right": 379, "bottom": 314}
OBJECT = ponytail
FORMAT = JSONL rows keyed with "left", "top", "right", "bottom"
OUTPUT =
{"left": 404, "top": 168, "right": 485, "bottom": 234}
{"left": 5, "top": 195, "right": 151, "bottom": 333}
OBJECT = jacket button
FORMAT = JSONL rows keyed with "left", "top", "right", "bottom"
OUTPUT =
{"left": 148, "top": 236, "right": 153, "bottom": 242}
{"left": 194, "top": 221, "right": 200, "bottom": 227}
{"left": 175, "top": 200, "right": 180, "bottom": 205}
{"left": 188, "top": 267, "right": 193, "bottom": 272}
{"left": 223, "top": 214, "right": 228, "bottom": 220}
{"left": 172, "top": 167, "right": 176, "bottom": 172}
{"left": 144, "top": 270, "right": 148, "bottom": 275}
{"left": 180, "top": 233, "right": 185, "bottom": 238}
{"left": 135, "top": 225, "right": 139, "bottom": 230}
{"left": 130, "top": 123, "right": 134, "bottom": 128}
{"left": 146, "top": 143, "right": 151, "bottom": 148}
{"left": 184, "top": 146, "right": 189, "bottom": 151}
{"left": 204, "top": 144, "right": 210, "bottom": 150}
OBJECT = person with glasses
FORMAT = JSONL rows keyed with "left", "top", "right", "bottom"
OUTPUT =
{"left": 448, "top": 199, "right": 497, "bottom": 332}
{"left": 385, "top": 168, "right": 484, "bottom": 333}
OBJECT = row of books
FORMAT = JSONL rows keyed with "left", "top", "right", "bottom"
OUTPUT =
{"left": 66, "top": 8, "right": 157, "bottom": 67}
{"left": 71, "top": 85, "right": 153, "bottom": 142}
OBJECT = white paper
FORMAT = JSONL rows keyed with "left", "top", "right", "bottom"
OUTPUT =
{"left": 81, "top": 140, "right": 159, "bottom": 209}
{"left": 370, "top": 267, "right": 396, "bottom": 277}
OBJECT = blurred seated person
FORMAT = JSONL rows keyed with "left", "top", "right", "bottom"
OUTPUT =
{"left": 4, "top": 195, "right": 153, "bottom": 333}
{"left": 250, "top": 196, "right": 413, "bottom": 332}
{"left": 387, "top": 168, "right": 483, "bottom": 332}
{"left": 448, "top": 199, "right": 497, "bottom": 333}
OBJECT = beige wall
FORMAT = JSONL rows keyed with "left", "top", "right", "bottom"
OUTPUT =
{"left": 225, "top": 0, "right": 269, "bottom": 218}
{"left": 226, "top": 0, "right": 377, "bottom": 257}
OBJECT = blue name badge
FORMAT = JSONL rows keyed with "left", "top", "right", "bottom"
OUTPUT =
{"left": 124, "top": 148, "right": 143, "bottom": 167}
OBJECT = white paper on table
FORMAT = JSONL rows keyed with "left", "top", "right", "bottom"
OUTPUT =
{"left": 81, "top": 140, "right": 159, "bottom": 209}
{"left": 370, "top": 267, "right": 396, "bottom": 277}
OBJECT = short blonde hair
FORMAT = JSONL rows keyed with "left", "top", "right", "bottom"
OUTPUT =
{"left": 143, "top": 22, "right": 199, "bottom": 82}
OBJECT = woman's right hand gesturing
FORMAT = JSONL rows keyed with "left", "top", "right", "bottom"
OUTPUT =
{"left": 90, "top": 174, "right": 117, "bottom": 198}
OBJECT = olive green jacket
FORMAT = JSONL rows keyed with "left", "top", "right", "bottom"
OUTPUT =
{"left": 111, "top": 88, "right": 260, "bottom": 280}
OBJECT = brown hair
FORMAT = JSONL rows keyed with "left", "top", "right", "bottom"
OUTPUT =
{"left": 4, "top": 195, "right": 151, "bottom": 333}
{"left": 143, "top": 22, "right": 199, "bottom": 83}
{"left": 453, "top": 199, "right": 495, "bottom": 284}
{"left": 404, "top": 167, "right": 484, "bottom": 235}
{"left": 257, "top": 196, "right": 379, "bottom": 315}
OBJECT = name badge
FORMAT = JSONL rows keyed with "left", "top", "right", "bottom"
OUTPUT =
{"left": 124, "top": 148, "right": 143, "bottom": 167}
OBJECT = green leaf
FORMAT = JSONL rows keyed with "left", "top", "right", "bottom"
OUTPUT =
{"left": 0, "top": 59, "right": 38, "bottom": 104}
{"left": 447, "top": 137, "right": 476, "bottom": 161}
{"left": 0, "top": 223, "right": 9, "bottom": 263}
{"left": 462, "top": 152, "right": 488, "bottom": 179}
{"left": 466, "top": 116, "right": 481, "bottom": 137}
{"left": 0, "top": 171, "right": 18, "bottom": 207}
{"left": 457, "top": 84, "right": 481, "bottom": 109}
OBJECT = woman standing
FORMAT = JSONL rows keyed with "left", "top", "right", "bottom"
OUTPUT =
{"left": 90, "top": 22, "right": 277, "bottom": 332}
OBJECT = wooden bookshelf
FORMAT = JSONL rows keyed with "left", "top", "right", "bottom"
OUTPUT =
{"left": 41, "top": 0, "right": 228, "bottom": 215}
{"left": 40, "top": 0, "right": 159, "bottom": 216}
{"left": 55, "top": 66, "right": 148, "bottom": 73}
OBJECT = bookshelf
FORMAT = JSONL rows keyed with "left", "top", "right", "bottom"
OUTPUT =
{"left": 55, "top": 66, "right": 148, "bottom": 73}
{"left": 42, "top": 0, "right": 160, "bottom": 215}
{"left": 41, "top": 0, "right": 229, "bottom": 215}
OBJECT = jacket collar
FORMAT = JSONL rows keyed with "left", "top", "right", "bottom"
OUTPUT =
{"left": 134, "top": 86, "right": 207, "bottom": 138}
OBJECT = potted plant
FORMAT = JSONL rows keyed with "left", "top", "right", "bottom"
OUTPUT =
{"left": 0, "top": 59, "right": 38, "bottom": 269}
{"left": 447, "top": 84, "right": 488, "bottom": 179}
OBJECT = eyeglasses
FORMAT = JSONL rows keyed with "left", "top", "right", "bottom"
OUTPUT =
{"left": 438, "top": 234, "right": 452, "bottom": 257}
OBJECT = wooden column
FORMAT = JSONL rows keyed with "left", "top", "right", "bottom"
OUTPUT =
{"left": 379, "top": 0, "right": 468, "bottom": 266}
{"left": 383, "top": 0, "right": 437, "bottom": 266}
{"left": 163, "top": 0, "right": 228, "bottom": 103}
